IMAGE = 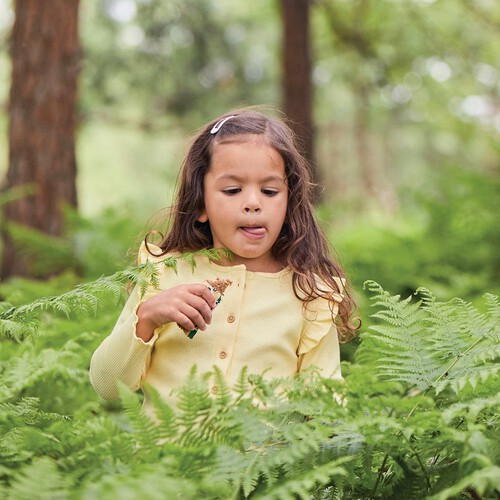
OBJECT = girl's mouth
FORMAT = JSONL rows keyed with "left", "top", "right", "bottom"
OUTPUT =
{"left": 240, "top": 226, "right": 266, "bottom": 238}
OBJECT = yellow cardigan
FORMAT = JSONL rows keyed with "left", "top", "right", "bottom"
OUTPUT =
{"left": 89, "top": 243, "right": 344, "bottom": 412}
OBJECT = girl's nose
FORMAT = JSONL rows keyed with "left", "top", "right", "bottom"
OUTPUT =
{"left": 244, "top": 205, "right": 261, "bottom": 213}
{"left": 243, "top": 193, "right": 262, "bottom": 213}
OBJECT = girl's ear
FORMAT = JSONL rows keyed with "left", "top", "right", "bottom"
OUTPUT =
{"left": 197, "top": 212, "right": 208, "bottom": 223}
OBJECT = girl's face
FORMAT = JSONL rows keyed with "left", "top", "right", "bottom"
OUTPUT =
{"left": 198, "top": 134, "right": 288, "bottom": 272}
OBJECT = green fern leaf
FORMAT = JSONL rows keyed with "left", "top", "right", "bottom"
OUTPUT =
{"left": 118, "top": 383, "right": 159, "bottom": 458}
{"left": 254, "top": 457, "right": 351, "bottom": 500}
{"left": 442, "top": 393, "right": 500, "bottom": 424}
{"left": 160, "top": 255, "right": 179, "bottom": 273}
{"left": 183, "top": 252, "right": 196, "bottom": 272}
{"left": 359, "top": 283, "right": 500, "bottom": 398}
{"left": 5, "top": 457, "right": 72, "bottom": 499}
{"left": 212, "top": 365, "right": 232, "bottom": 406}
{"left": 146, "top": 384, "right": 177, "bottom": 442}
{"left": 428, "top": 465, "right": 500, "bottom": 500}
{"left": 0, "top": 250, "right": 215, "bottom": 341}
{"left": 175, "top": 366, "right": 212, "bottom": 448}
{"left": 233, "top": 366, "right": 250, "bottom": 403}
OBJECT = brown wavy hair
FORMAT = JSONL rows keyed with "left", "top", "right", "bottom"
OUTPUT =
{"left": 151, "top": 108, "right": 359, "bottom": 342}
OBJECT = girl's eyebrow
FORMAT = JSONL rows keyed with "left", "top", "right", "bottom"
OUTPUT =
{"left": 216, "top": 174, "right": 286, "bottom": 183}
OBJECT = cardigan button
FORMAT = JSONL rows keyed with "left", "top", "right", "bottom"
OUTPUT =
{"left": 227, "top": 314, "right": 235, "bottom": 323}
{"left": 211, "top": 385, "right": 218, "bottom": 394}
{"left": 219, "top": 351, "right": 227, "bottom": 359}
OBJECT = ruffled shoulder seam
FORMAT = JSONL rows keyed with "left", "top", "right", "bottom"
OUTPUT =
{"left": 298, "top": 276, "right": 345, "bottom": 355}
{"left": 137, "top": 241, "right": 172, "bottom": 265}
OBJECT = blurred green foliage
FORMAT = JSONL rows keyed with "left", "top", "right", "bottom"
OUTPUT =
{"left": 79, "top": 0, "right": 280, "bottom": 127}
{"left": 0, "top": 0, "right": 498, "bottom": 303}
{"left": 335, "top": 167, "right": 500, "bottom": 304}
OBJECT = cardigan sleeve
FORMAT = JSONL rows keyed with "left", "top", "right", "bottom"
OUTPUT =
{"left": 89, "top": 286, "right": 159, "bottom": 399}
{"left": 89, "top": 242, "right": 162, "bottom": 399}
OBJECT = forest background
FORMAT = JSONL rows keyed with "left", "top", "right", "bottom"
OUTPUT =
{"left": 0, "top": 1, "right": 499, "bottom": 498}
{"left": 0, "top": 0, "right": 499, "bottom": 302}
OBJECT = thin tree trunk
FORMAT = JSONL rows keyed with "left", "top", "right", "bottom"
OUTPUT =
{"left": 281, "top": 0, "right": 320, "bottom": 201}
{"left": 354, "top": 83, "right": 377, "bottom": 200}
{"left": 2, "top": 0, "right": 80, "bottom": 278}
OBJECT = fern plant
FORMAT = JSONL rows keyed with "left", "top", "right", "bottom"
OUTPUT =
{"left": 0, "top": 272, "right": 498, "bottom": 499}
{"left": 0, "top": 248, "right": 230, "bottom": 342}
{"left": 358, "top": 281, "right": 499, "bottom": 396}
{"left": 352, "top": 281, "right": 500, "bottom": 498}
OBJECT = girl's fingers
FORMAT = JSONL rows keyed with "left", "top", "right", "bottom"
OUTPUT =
{"left": 143, "top": 283, "right": 216, "bottom": 332}
{"left": 174, "top": 312, "right": 196, "bottom": 333}
{"left": 178, "top": 304, "right": 208, "bottom": 332}
{"left": 184, "top": 294, "right": 213, "bottom": 325}
{"left": 189, "top": 284, "right": 217, "bottom": 309}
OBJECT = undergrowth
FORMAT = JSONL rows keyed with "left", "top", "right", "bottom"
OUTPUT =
{"left": 0, "top": 255, "right": 498, "bottom": 499}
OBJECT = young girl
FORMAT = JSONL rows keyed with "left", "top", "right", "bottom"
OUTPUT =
{"left": 90, "top": 108, "right": 358, "bottom": 414}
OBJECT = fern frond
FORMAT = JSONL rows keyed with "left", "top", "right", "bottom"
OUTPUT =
{"left": 233, "top": 366, "right": 250, "bottom": 403}
{"left": 359, "top": 284, "right": 500, "bottom": 499}
{"left": 359, "top": 283, "right": 500, "bottom": 397}
{"left": 57, "top": 416, "right": 135, "bottom": 475}
{"left": 159, "top": 255, "right": 178, "bottom": 272}
{"left": 254, "top": 457, "right": 351, "bottom": 500}
{"left": 428, "top": 465, "right": 500, "bottom": 500}
{"left": 0, "top": 315, "right": 38, "bottom": 342}
{"left": 240, "top": 450, "right": 268, "bottom": 497}
{"left": 0, "top": 428, "right": 27, "bottom": 464}
{"left": 319, "top": 431, "right": 365, "bottom": 462}
{"left": 146, "top": 384, "right": 177, "bottom": 442}
{"left": 183, "top": 252, "right": 197, "bottom": 272}
{"left": 176, "top": 367, "right": 245, "bottom": 449}
{"left": 2, "top": 348, "right": 88, "bottom": 400}
{"left": 4, "top": 457, "right": 72, "bottom": 499}
{"left": 357, "top": 291, "right": 440, "bottom": 389}
{"left": 208, "top": 445, "right": 251, "bottom": 492}
{"left": 484, "top": 293, "right": 500, "bottom": 321}
{"left": 202, "top": 247, "right": 233, "bottom": 261}
{"left": 0, "top": 397, "right": 69, "bottom": 425}
{"left": 0, "top": 270, "right": 130, "bottom": 341}
{"left": 81, "top": 466, "right": 198, "bottom": 499}
{"left": 175, "top": 366, "right": 212, "bottom": 448}
{"left": 137, "top": 261, "right": 160, "bottom": 295}
{"left": 118, "top": 384, "right": 159, "bottom": 459}
{"left": 0, "top": 250, "right": 226, "bottom": 342}
{"left": 384, "top": 465, "right": 428, "bottom": 500}
{"left": 0, "top": 183, "right": 34, "bottom": 207}
{"left": 212, "top": 365, "right": 232, "bottom": 407}
{"left": 442, "top": 393, "right": 500, "bottom": 425}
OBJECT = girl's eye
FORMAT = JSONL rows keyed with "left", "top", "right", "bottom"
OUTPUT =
{"left": 262, "top": 189, "right": 278, "bottom": 196}
{"left": 223, "top": 188, "right": 241, "bottom": 196}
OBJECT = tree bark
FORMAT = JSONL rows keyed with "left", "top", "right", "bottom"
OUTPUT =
{"left": 281, "top": 0, "right": 320, "bottom": 201}
{"left": 2, "top": 0, "right": 80, "bottom": 278}
{"left": 354, "top": 83, "right": 377, "bottom": 200}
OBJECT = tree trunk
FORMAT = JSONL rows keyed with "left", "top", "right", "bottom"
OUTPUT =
{"left": 354, "top": 83, "right": 377, "bottom": 200}
{"left": 281, "top": 0, "right": 320, "bottom": 201}
{"left": 2, "top": 0, "right": 80, "bottom": 278}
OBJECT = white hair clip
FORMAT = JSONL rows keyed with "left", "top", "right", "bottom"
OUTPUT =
{"left": 210, "top": 115, "right": 236, "bottom": 134}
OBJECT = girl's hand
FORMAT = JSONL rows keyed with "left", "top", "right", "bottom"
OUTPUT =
{"left": 135, "top": 284, "right": 217, "bottom": 342}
